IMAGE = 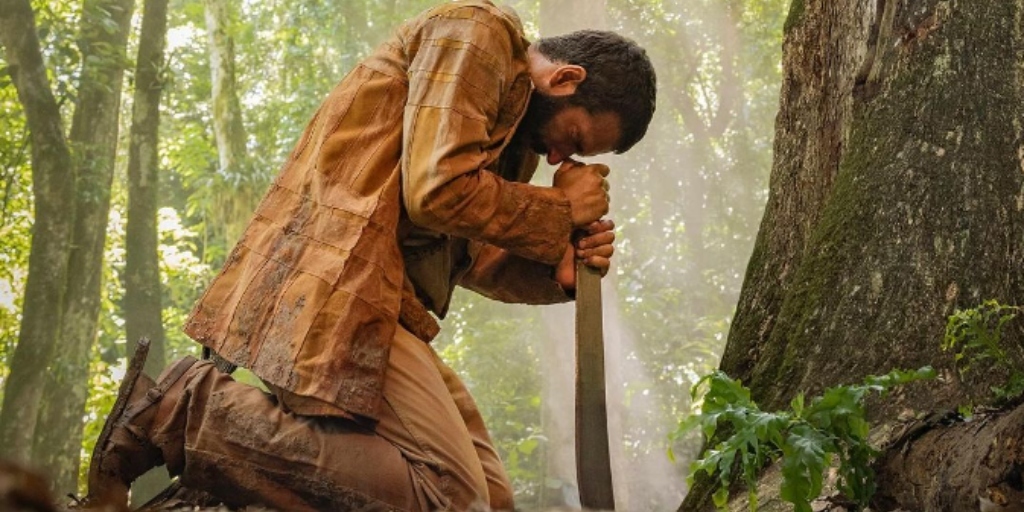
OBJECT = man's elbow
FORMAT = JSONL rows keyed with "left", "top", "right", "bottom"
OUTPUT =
{"left": 403, "top": 171, "right": 486, "bottom": 230}
{"left": 403, "top": 189, "right": 460, "bottom": 230}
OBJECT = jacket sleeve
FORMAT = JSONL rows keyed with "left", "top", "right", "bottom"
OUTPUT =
{"left": 401, "top": 6, "right": 573, "bottom": 266}
{"left": 458, "top": 242, "right": 572, "bottom": 304}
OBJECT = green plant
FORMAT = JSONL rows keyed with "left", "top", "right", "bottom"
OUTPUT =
{"left": 942, "top": 300, "right": 1024, "bottom": 402}
{"left": 674, "top": 367, "right": 936, "bottom": 512}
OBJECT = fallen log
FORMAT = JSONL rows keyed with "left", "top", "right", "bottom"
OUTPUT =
{"left": 679, "top": 399, "right": 1024, "bottom": 512}
{"left": 872, "top": 403, "right": 1024, "bottom": 512}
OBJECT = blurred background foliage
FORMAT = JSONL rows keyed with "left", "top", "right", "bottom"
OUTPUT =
{"left": 0, "top": 0, "right": 786, "bottom": 508}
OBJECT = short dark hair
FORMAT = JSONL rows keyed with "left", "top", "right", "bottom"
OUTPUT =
{"left": 535, "top": 30, "right": 657, "bottom": 153}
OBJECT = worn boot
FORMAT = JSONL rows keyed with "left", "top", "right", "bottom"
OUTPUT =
{"left": 81, "top": 340, "right": 197, "bottom": 508}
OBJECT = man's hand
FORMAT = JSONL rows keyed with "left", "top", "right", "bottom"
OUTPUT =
{"left": 555, "top": 219, "right": 616, "bottom": 291}
{"left": 553, "top": 160, "right": 611, "bottom": 227}
{"left": 575, "top": 219, "right": 615, "bottom": 272}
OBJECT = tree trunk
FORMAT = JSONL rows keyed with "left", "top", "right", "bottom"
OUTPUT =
{"left": 204, "top": 0, "right": 247, "bottom": 178}
{"left": 683, "top": 0, "right": 1024, "bottom": 510}
{"left": 0, "top": 0, "right": 77, "bottom": 463}
{"left": 32, "top": 0, "right": 134, "bottom": 492}
{"left": 203, "top": 0, "right": 251, "bottom": 246}
{"left": 124, "top": 0, "right": 173, "bottom": 502}
{"left": 716, "top": 0, "right": 869, "bottom": 393}
{"left": 125, "top": 0, "right": 170, "bottom": 384}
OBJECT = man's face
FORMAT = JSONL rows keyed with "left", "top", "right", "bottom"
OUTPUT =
{"left": 520, "top": 92, "right": 623, "bottom": 166}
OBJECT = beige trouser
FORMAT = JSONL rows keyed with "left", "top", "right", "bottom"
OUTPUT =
{"left": 152, "top": 326, "right": 513, "bottom": 511}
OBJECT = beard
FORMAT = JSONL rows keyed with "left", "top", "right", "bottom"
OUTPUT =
{"left": 515, "top": 91, "right": 569, "bottom": 155}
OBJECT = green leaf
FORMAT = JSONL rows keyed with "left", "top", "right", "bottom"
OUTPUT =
{"left": 779, "top": 424, "right": 828, "bottom": 508}
{"left": 790, "top": 393, "right": 805, "bottom": 418}
{"left": 712, "top": 486, "right": 730, "bottom": 508}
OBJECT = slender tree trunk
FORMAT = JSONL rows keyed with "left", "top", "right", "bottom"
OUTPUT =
{"left": 126, "top": 0, "right": 170, "bottom": 387}
{"left": 123, "top": 0, "right": 173, "bottom": 503}
{"left": 204, "top": 0, "right": 247, "bottom": 177}
{"left": 683, "top": 0, "right": 1024, "bottom": 510}
{"left": 203, "top": 0, "right": 252, "bottom": 247}
{"left": 32, "top": 0, "right": 134, "bottom": 491}
{"left": 0, "top": 0, "right": 76, "bottom": 463}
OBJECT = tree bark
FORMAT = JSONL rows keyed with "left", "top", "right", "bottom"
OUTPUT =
{"left": 203, "top": 0, "right": 253, "bottom": 247}
{"left": 873, "top": 404, "right": 1024, "bottom": 511}
{"left": 31, "top": 0, "right": 135, "bottom": 491}
{"left": 204, "top": 0, "right": 247, "bottom": 178}
{"left": 683, "top": 0, "right": 1024, "bottom": 509}
{"left": 125, "top": 0, "right": 170, "bottom": 383}
{"left": 0, "top": 0, "right": 77, "bottom": 462}
{"left": 717, "top": 0, "right": 870, "bottom": 392}
{"left": 124, "top": 0, "right": 173, "bottom": 502}
{"left": 740, "top": 0, "right": 1023, "bottom": 421}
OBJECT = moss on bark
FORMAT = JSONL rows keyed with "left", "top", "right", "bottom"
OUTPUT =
{"left": 783, "top": 0, "right": 805, "bottom": 34}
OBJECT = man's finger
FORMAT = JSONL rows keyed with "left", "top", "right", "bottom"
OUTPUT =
{"left": 586, "top": 219, "right": 615, "bottom": 234}
{"left": 577, "top": 244, "right": 614, "bottom": 259}
{"left": 583, "top": 256, "right": 611, "bottom": 276}
{"left": 577, "top": 232, "right": 615, "bottom": 249}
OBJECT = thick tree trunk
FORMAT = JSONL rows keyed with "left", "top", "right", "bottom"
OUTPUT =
{"left": 683, "top": 0, "right": 1024, "bottom": 510}
{"left": 0, "top": 0, "right": 77, "bottom": 462}
{"left": 742, "top": 0, "right": 1023, "bottom": 418}
{"left": 32, "top": 0, "right": 135, "bottom": 492}
{"left": 717, "top": 0, "right": 870, "bottom": 392}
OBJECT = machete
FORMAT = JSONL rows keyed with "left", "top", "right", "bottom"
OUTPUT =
{"left": 575, "top": 260, "right": 615, "bottom": 510}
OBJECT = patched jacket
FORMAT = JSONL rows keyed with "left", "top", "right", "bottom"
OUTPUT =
{"left": 183, "top": 1, "right": 574, "bottom": 421}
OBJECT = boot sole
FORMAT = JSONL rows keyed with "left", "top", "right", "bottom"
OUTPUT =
{"left": 87, "top": 338, "right": 151, "bottom": 494}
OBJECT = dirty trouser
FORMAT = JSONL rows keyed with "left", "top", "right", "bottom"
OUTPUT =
{"left": 151, "top": 325, "right": 513, "bottom": 511}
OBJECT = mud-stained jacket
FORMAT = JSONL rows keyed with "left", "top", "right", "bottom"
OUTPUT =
{"left": 183, "top": 1, "right": 574, "bottom": 421}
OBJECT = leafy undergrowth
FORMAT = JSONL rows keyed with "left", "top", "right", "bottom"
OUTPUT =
{"left": 943, "top": 300, "right": 1024, "bottom": 405}
{"left": 673, "top": 367, "right": 936, "bottom": 512}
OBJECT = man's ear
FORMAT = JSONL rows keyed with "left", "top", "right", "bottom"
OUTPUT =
{"left": 546, "top": 64, "right": 586, "bottom": 96}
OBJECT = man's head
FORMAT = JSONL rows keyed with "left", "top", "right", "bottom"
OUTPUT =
{"left": 522, "top": 30, "right": 657, "bottom": 165}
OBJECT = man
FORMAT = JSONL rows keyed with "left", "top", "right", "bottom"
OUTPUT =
{"left": 84, "top": 1, "right": 656, "bottom": 510}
